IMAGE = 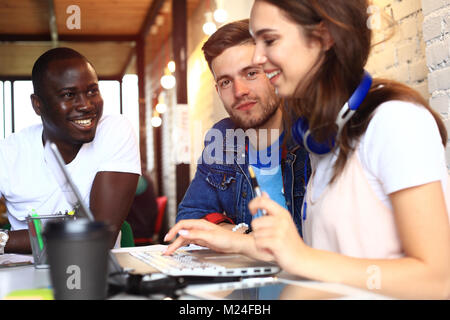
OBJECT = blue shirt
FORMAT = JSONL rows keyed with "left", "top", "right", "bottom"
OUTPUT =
{"left": 249, "top": 165, "right": 288, "bottom": 212}
{"left": 248, "top": 132, "right": 288, "bottom": 212}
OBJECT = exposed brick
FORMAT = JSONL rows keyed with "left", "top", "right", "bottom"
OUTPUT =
{"left": 374, "top": 0, "right": 393, "bottom": 9}
{"left": 393, "top": 64, "right": 411, "bottom": 83}
{"left": 421, "top": 1, "right": 450, "bottom": 166}
{"left": 421, "top": 0, "right": 447, "bottom": 16}
{"left": 430, "top": 94, "right": 450, "bottom": 114}
{"left": 412, "top": 81, "right": 430, "bottom": 99}
{"left": 400, "top": 15, "right": 421, "bottom": 39}
{"left": 426, "top": 41, "right": 446, "bottom": 68}
{"left": 428, "top": 72, "right": 439, "bottom": 93}
{"left": 372, "top": 30, "right": 389, "bottom": 47}
{"left": 444, "top": 118, "right": 450, "bottom": 143}
{"left": 434, "top": 66, "right": 450, "bottom": 90}
{"left": 392, "top": 0, "right": 422, "bottom": 20}
{"left": 419, "top": 38, "right": 427, "bottom": 56}
{"left": 443, "top": 10, "right": 450, "bottom": 34}
{"left": 446, "top": 144, "right": 450, "bottom": 170}
{"left": 423, "top": 15, "right": 443, "bottom": 42}
{"left": 397, "top": 42, "right": 417, "bottom": 64}
{"left": 409, "top": 61, "right": 429, "bottom": 82}
{"left": 380, "top": 46, "right": 398, "bottom": 69}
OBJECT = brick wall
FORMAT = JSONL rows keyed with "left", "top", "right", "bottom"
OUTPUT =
{"left": 365, "top": 0, "right": 429, "bottom": 99}
{"left": 366, "top": 0, "right": 450, "bottom": 167}
{"left": 421, "top": 0, "right": 450, "bottom": 165}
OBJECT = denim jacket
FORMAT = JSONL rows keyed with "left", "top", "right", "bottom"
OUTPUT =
{"left": 176, "top": 118, "right": 310, "bottom": 236}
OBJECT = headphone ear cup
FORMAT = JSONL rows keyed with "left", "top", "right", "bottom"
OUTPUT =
{"left": 292, "top": 117, "right": 309, "bottom": 147}
{"left": 305, "top": 131, "right": 335, "bottom": 155}
{"left": 292, "top": 117, "right": 335, "bottom": 154}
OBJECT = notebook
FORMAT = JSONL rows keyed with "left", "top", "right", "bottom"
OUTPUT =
{"left": 46, "top": 141, "right": 280, "bottom": 278}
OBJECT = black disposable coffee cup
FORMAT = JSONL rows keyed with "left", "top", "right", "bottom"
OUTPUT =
{"left": 43, "top": 219, "right": 113, "bottom": 300}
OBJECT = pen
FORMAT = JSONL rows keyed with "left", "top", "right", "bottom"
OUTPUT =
{"left": 248, "top": 166, "right": 267, "bottom": 219}
{"left": 31, "top": 209, "right": 44, "bottom": 251}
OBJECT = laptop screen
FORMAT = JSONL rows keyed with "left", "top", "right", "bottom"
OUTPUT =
{"left": 43, "top": 141, "right": 94, "bottom": 221}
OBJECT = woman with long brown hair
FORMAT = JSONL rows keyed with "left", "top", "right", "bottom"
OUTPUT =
{"left": 165, "top": 0, "right": 450, "bottom": 299}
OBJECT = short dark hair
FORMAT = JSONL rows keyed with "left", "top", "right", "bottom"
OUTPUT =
{"left": 202, "top": 19, "right": 254, "bottom": 72}
{"left": 31, "top": 47, "right": 92, "bottom": 96}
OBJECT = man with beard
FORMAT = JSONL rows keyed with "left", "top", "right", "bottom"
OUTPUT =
{"left": 175, "top": 20, "right": 309, "bottom": 236}
{"left": 0, "top": 48, "right": 140, "bottom": 253}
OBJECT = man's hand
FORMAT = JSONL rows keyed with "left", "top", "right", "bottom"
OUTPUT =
{"left": 5, "top": 230, "right": 31, "bottom": 254}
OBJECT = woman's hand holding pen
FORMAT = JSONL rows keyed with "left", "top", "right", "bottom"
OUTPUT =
{"left": 249, "top": 192, "right": 308, "bottom": 276}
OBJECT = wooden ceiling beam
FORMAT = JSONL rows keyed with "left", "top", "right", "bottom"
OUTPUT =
{"left": 139, "top": 0, "right": 167, "bottom": 40}
{"left": 0, "top": 34, "right": 137, "bottom": 42}
{"left": 0, "top": 76, "right": 31, "bottom": 81}
{"left": 0, "top": 75, "right": 122, "bottom": 81}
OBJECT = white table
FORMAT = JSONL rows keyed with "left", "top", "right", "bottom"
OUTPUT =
{"left": 0, "top": 264, "right": 391, "bottom": 300}
{"left": 0, "top": 265, "right": 51, "bottom": 298}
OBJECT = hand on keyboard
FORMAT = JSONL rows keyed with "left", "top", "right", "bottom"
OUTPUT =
{"left": 130, "top": 250, "right": 225, "bottom": 276}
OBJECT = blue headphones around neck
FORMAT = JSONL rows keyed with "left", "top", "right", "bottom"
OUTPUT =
{"left": 292, "top": 71, "right": 373, "bottom": 155}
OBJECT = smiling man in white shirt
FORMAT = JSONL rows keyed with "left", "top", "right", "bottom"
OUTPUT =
{"left": 0, "top": 47, "right": 141, "bottom": 253}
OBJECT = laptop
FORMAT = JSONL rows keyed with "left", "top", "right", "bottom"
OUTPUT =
{"left": 45, "top": 141, "right": 280, "bottom": 278}
{"left": 44, "top": 141, "right": 124, "bottom": 275}
{"left": 128, "top": 247, "right": 280, "bottom": 277}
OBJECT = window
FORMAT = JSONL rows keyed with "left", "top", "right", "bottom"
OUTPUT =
{"left": 13, "top": 81, "right": 40, "bottom": 134}
{"left": 0, "top": 81, "right": 3, "bottom": 139}
{"left": 2, "top": 81, "right": 12, "bottom": 139}
{"left": 122, "top": 74, "right": 140, "bottom": 141}
{"left": 0, "top": 78, "right": 139, "bottom": 141}
{"left": 99, "top": 80, "right": 121, "bottom": 116}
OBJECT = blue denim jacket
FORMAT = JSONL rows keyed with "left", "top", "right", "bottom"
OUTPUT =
{"left": 176, "top": 118, "right": 310, "bottom": 236}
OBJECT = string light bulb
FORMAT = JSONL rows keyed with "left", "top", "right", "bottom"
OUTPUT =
{"left": 202, "top": 12, "right": 217, "bottom": 36}
{"left": 156, "top": 102, "right": 167, "bottom": 114}
{"left": 160, "top": 73, "right": 176, "bottom": 90}
{"left": 155, "top": 92, "right": 167, "bottom": 114}
{"left": 167, "top": 61, "right": 176, "bottom": 73}
{"left": 151, "top": 111, "right": 162, "bottom": 127}
{"left": 213, "top": 8, "right": 227, "bottom": 23}
{"left": 213, "top": 0, "right": 227, "bottom": 23}
{"left": 167, "top": 60, "right": 177, "bottom": 73}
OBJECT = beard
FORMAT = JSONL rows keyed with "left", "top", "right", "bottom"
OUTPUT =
{"left": 229, "top": 95, "right": 280, "bottom": 130}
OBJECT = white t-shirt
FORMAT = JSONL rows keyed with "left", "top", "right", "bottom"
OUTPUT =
{"left": 310, "top": 100, "right": 448, "bottom": 209}
{"left": 0, "top": 114, "right": 141, "bottom": 230}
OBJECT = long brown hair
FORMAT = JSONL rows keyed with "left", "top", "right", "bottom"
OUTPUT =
{"left": 258, "top": 0, "right": 447, "bottom": 182}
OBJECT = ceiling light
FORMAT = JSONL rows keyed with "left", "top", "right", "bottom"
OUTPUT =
{"left": 167, "top": 61, "right": 176, "bottom": 73}
{"left": 160, "top": 74, "right": 176, "bottom": 90}
{"left": 213, "top": 8, "right": 228, "bottom": 23}
{"left": 156, "top": 102, "right": 167, "bottom": 114}
{"left": 156, "top": 14, "right": 165, "bottom": 26}
{"left": 150, "top": 25, "right": 158, "bottom": 35}
{"left": 151, "top": 113, "right": 162, "bottom": 127}
{"left": 202, "top": 12, "right": 217, "bottom": 36}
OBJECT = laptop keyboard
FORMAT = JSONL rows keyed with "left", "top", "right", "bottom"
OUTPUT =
{"left": 130, "top": 250, "right": 226, "bottom": 276}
